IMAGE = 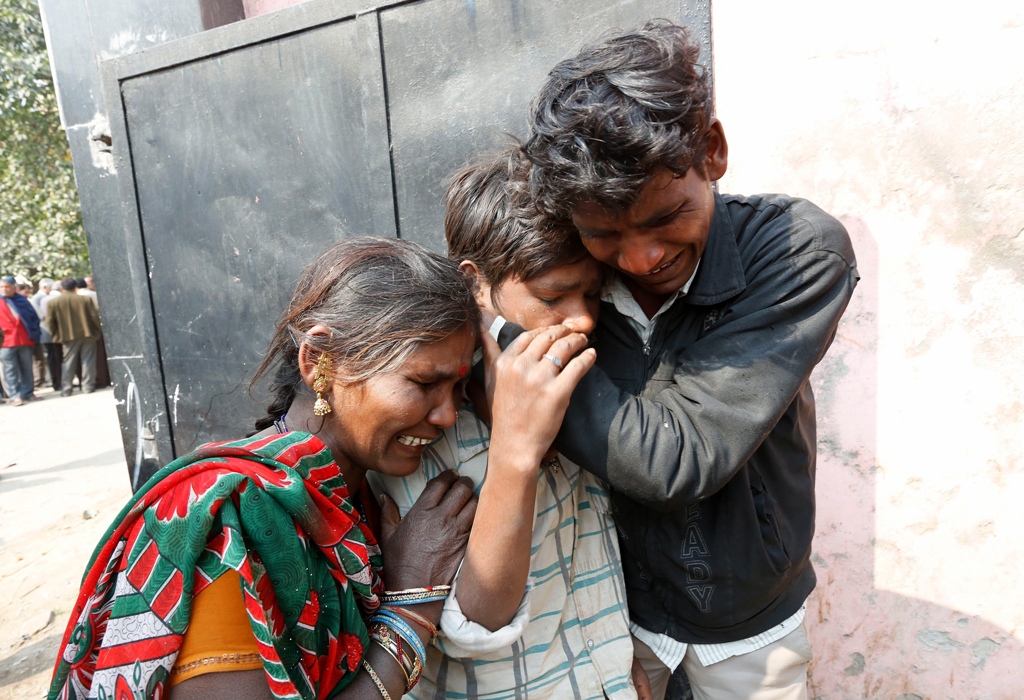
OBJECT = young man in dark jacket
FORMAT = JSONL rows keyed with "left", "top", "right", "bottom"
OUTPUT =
{"left": 504, "top": 20, "right": 859, "bottom": 699}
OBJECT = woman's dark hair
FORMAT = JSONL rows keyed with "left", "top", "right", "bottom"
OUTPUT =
{"left": 445, "top": 148, "right": 587, "bottom": 292}
{"left": 524, "top": 19, "right": 713, "bottom": 222}
{"left": 252, "top": 237, "right": 479, "bottom": 431}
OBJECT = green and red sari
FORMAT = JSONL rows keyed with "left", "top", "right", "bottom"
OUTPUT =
{"left": 48, "top": 431, "right": 383, "bottom": 700}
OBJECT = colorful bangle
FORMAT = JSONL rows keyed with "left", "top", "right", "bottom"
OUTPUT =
{"left": 371, "top": 609, "right": 428, "bottom": 669}
{"left": 371, "top": 638, "right": 411, "bottom": 691}
{"left": 383, "top": 604, "right": 438, "bottom": 640}
{"left": 381, "top": 589, "right": 450, "bottom": 605}
{"left": 381, "top": 585, "right": 450, "bottom": 604}
{"left": 370, "top": 622, "right": 422, "bottom": 691}
{"left": 383, "top": 585, "right": 451, "bottom": 596}
{"left": 362, "top": 658, "right": 392, "bottom": 700}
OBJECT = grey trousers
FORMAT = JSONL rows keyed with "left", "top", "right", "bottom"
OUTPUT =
{"left": 62, "top": 339, "right": 97, "bottom": 393}
{"left": 1, "top": 345, "right": 35, "bottom": 400}
{"left": 33, "top": 343, "right": 47, "bottom": 386}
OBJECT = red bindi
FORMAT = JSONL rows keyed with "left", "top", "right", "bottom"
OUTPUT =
{"left": 459, "top": 364, "right": 468, "bottom": 377}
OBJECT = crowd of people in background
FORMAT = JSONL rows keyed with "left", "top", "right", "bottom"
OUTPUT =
{"left": 0, "top": 273, "right": 109, "bottom": 406}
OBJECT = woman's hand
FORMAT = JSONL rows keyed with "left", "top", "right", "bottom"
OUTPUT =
{"left": 483, "top": 324, "right": 596, "bottom": 467}
{"left": 378, "top": 470, "right": 476, "bottom": 593}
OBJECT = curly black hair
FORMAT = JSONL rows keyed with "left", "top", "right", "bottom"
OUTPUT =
{"left": 524, "top": 19, "right": 712, "bottom": 222}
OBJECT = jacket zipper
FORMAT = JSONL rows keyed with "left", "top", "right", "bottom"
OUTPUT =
{"left": 612, "top": 316, "right": 662, "bottom": 391}
{"left": 622, "top": 321, "right": 647, "bottom": 389}
{"left": 610, "top": 313, "right": 661, "bottom": 583}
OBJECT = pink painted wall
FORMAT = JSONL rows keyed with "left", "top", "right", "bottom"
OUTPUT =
{"left": 223, "top": 1, "right": 1024, "bottom": 694}
{"left": 242, "top": 0, "right": 311, "bottom": 19}
{"left": 714, "top": 2, "right": 1024, "bottom": 697}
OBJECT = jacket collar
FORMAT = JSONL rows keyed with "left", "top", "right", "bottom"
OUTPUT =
{"left": 0, "top": 296, "right": 17, "bottom": 320}
{"left": 685, "top": 192, "right": 747, "bottom": 306}
{"left": 3, "top": 294, "right": 28, "bottom": 318}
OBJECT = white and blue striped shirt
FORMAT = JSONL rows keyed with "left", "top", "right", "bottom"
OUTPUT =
{"left": 368, "top": 406, "right": 637, "bottom": 700}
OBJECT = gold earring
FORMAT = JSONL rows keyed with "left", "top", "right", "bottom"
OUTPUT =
{"left": 312, "top": 353, "right": 332, "bottom": 416}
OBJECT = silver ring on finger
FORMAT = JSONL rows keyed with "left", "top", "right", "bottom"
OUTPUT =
{"left": 542, "top": 353, "right": 564, "bottom": 369}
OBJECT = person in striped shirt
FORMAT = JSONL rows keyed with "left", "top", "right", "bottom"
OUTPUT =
{"left": 369, "top": 149, "right": 643, "bottom": 700}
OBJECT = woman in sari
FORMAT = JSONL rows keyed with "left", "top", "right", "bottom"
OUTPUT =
{"left": 48, "top": 237, "right": 593, "bottom": 700}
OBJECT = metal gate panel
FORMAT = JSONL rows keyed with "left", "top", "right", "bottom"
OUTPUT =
{"left": 110, "top": 11, "right": 394, "bottom": 453}
{"left": 381, "top": 0, "right": 708, "bottom": 251}
{"left": 85, "top": 0, "right": 711, "bottom": 479}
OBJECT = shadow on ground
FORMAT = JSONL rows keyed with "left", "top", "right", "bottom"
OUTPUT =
{"left": 0, "top": 631, "right": 61, "bottom": 689}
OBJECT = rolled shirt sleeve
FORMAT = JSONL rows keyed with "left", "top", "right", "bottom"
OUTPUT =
{"left": 437, "top": 566, "right": 533, "bottom": 656}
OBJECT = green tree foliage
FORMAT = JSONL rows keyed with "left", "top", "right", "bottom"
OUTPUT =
{"left": 1, "top": 0, "right": 89, "bottom": 280}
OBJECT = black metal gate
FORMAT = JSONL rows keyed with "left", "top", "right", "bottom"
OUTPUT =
{"left": 42, "top": 0, "right": 711, "bottom": 486}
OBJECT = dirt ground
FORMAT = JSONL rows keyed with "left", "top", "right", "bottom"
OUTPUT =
{"left": 0, "top": 386, "right": 132, "bottom": 699}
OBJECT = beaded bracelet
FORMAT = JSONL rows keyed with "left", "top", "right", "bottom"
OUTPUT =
{"left": 362, "top": 658, "right": 392, "bottom": 700}
{"left": 382, "top": 585, "right": 452, "bottom": 596}
{"left": 371, "top": 609, "right": 428, "bottom": 668}
{"left": 381, "top": 585, "right": 451, "bottom": 605}
{"left": 381, "top": 589, "right": 450, "bottom": 605}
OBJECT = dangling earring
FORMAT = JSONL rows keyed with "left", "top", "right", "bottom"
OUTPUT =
{"left": 312, "top": 353, "right": 332, "bottom": 416}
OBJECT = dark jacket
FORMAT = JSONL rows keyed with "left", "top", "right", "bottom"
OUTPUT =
{"left": 0, "top": 294, "right": 41, "bottom": 347}
{"left": 502, "top": 193, "right": 858, "bottom": 643}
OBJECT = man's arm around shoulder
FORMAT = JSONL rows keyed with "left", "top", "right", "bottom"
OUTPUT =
{"left": 502, "top": 209, "right": 858, "bottom": 511}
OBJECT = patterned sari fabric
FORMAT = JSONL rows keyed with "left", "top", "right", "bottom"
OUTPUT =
{"left": 48, "top": 431, "right": 383, "bottom": 700}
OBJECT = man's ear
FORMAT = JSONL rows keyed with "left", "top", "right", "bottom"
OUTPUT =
{"left": 704, "top": 118, "right": 729, "bottom": 182}
{"left": 297, "top": 325, "right": 333, "bottom": 389}
{"left": 458, "top": 260, "right": 493, "bottom": 308}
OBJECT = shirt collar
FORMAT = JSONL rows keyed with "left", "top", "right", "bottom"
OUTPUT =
{"left": 599, "top": 193, "right": 747, "bottom": 332}
{"left": 685, "top": 192, "right": 747, "bottom": 306}
{"left": 601, "top": 262, "right": 698, "bottom": 332}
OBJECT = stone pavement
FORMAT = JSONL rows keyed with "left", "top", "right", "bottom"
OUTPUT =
{"left": 0, "top": 386, "right": 133, "bottom": 699}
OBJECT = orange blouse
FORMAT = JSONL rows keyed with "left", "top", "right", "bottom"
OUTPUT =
{"left": 168, "top": 478, "right": 381, "bottom": 688}
{"left": 167, "top": 571, "right": 262, "bottom": 687}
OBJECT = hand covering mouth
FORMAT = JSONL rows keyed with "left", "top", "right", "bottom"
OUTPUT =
{"left": 396, "top": 434, "right": 438, "bottom": 447}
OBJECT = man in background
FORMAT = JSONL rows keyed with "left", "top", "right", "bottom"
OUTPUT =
{"left": 29, "top": 278, "right": 54, "bottom": 389}
{"left": 78, "top": 274, "right": 110, "bottom": 388}
{"left": 77, "top": 276, "right": 98, "bottom": 308}
{"left": 36, "top": 278, "right": 64, "bottom": 391}
{"left": 0, "top": 275, "right": 42, "bottom": 406}
{"left": 16, "top": 281, "right": 46, "bottom": 389}
{"left": 46, "top": 277, "right": 102, "bottom": 396}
